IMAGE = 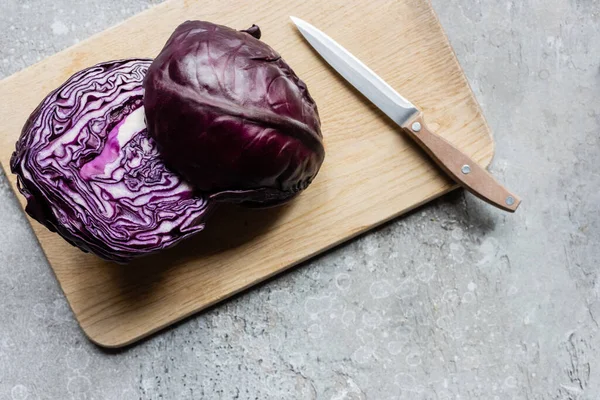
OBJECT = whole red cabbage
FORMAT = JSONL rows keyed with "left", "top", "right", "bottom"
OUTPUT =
{"left": 10, "top": 59, "right": 212, "bottom": 262}
{"left": 143, "top": 21, "right": 325, "bottom": 205}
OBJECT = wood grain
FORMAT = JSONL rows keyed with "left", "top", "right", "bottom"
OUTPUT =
{"left": 0, "top": 0, "right": 494, "bottom": 347}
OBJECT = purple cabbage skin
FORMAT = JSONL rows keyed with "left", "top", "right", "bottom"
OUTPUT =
{"left": 10, "top": 59, "right": 212, "bottom": 263}
{"left": 143, "top": 21, "right": 325, "bottom": 205}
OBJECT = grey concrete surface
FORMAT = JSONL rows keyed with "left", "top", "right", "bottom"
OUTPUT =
{"left": 1, "top": 0, "right": 599, "bottom": 398}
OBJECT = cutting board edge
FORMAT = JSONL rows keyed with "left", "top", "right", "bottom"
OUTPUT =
{"left": 0, "top": 166, "right": 459, "bottom": 349}
{"left": 426, "top": 0, "right": 496, "bottom": 170}
{"left": 82, "top": 183, "right": 459, "bottom": 348}
{"left": 0, "top": 1, "right": 170, "bottom": 88}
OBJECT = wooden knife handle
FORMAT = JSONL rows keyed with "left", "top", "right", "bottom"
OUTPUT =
{"left": 403, "top": 113, "right": 521, "bottom": 212}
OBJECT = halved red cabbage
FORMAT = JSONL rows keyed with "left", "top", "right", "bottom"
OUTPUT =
{"left": 10, "top": 59, "right": 212, "bottom": 262}
{"left": 143, "top": 21, "right": 325, "bottom": 206}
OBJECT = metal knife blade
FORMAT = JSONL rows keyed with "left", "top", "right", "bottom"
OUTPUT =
{"left": 290, "top": 16, "right": 418, "bottom": 126}
{"left": 291, "top": 16, "right": 521, "bottom": 212}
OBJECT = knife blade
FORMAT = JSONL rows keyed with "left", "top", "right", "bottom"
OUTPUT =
{"left": 291, "top": 16, "right": 521, "bottom": 212}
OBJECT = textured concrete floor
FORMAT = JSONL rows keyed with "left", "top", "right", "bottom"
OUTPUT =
{"left": 1, "top": 0, "right": 599, "bottom": 399}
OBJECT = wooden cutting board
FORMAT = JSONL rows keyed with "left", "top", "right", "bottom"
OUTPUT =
{"left": 0, "top": 0, "right": 494, "bottom": 348}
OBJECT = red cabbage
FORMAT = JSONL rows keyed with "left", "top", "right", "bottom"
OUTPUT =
{"left": 143, "top": 21, "right": 325, "bottom": 205}
{"left": 10, "top": 59, "right": 212, "bottom": 262}
{"left": 11, "top": 22, "right": 325, "bottom": 262}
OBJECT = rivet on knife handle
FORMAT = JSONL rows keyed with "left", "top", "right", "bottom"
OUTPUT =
{"left": 404, "top": 114, "right": 521, "bottom": 212}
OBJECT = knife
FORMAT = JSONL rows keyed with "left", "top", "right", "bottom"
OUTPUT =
{"left": 290, "top": 17, "right": 521, "bottom": 212}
